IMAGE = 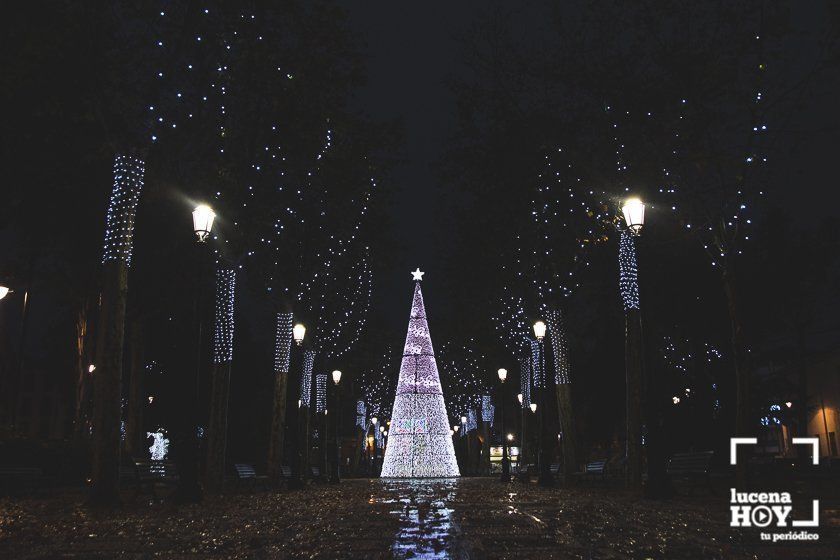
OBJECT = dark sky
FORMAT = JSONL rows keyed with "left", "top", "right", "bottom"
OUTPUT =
{"left": 343, "top": 2, "right": 839, "bottom": 348}
{"left": 345, "top": 2, "right": 478, "bottom": 341}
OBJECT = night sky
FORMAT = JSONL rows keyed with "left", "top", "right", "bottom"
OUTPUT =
{"left": 343, "top": 1, "right": 839, "bottom": 347}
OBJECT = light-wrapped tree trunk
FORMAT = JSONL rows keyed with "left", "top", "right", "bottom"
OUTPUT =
{"left": 546, "top": 308, "right": 578, "bottom": 483}
{"left": 267, "top": 312, "right": 293, "bottom": 483}
{"left": 90, "top": 153, "right": 144, "bottom": 506}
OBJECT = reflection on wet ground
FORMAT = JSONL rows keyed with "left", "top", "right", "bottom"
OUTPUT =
{"left": 377, "top": 479, "right": 467, "bottom": 559}
{"left": 2, "top": 477, "right": 837, "bottom": 558}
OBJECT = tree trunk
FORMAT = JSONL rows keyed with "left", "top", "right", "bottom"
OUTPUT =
{"left": 625, "top": 308, "right": 643, "bottom": 489}
{"left": 480, "top": 420, "right": 491, "bottom": 475}
{"left": 546, "top": 307, "right": 578, "bottom": 483}
{"left": 90, "top": 261, "right": 128, "bottom": 506}
{"left": 124, "top": 320, "right": 144, "bottom": 458}
{"left": 267, "top": 312, "right": 293, "bottom": 484}
{"left": 267, "top": 370, "right": 290, "bottom": 482}
{"left": 73, "top": 305, "right": 91, "bottom": 440}
{"left": 351, "top": 426, "right": 365, "bottom": 476}
{"left": 554, "top": 384, "right": 578, "bottom": 483}
{"left": 205, "top": 362, "right": 232, "bottom": 493}
{"left": 723, "top": 268, "right": 750, "bottom": 486}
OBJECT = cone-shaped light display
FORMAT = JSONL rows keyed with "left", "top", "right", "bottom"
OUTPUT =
{"left": 380, "top": 272, "right": 460, "bottom": 477}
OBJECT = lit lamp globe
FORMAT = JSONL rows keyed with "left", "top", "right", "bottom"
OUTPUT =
{"left": 461, "top": 415, "right": 467, "bottom": 425}
{"left": 530, "top": 403, "right": 537, "bottom": 413}
{"left": 0, "top": 285, "right": 9, "bottom": 301}
{"left": 371, "top": 416, "right": 378, "bottom": 425}
{"left": 192, "top": 204, "right": 215, "bottom": 242}
{"left": 517, "top": 393, "right": 523, "bottom": 404}
{"left": 498, "top": 368, "right": 508, "bottom": 382}
{"left": 533, "top": 320, "right": 547, "bottom": 341}
{"left": 331, "top": 370, "right": 342, "bottom": 385}
{"left": 621, "top": 197, "right": 645, "bottom": 236}
{"left": 453, "top": 425, "right": 459, "bottom": 432}
{"left": 293, "top": 323, "right": 306, "bottom": 346}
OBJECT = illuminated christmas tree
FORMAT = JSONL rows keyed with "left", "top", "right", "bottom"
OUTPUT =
{"left": 380, "top": 269, "right": 460, "bottom": 478}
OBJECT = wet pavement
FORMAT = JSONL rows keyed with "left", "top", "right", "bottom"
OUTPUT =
{"left": 1, "top": 478, "right": 837, "bottom": 558}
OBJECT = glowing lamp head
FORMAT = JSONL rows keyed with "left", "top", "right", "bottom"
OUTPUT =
{"left": 293, "top": 323, "right": 306, "bottom": 345}
{"left": 0, "top": 286, "right": 9, "bottom": 300}
{"left": 785, "top": 401, "right": 793, "bottom": 408}
{"left": 506, "top": 433, "right": 514, "bottom": 441}
{"left": 621, "top": 197, "right": 645, "bottom": 236}
{"left": 498, "top": 368, "right": 508, "bottom": 382}
{"left": 88, "top": 364, "right": 96, "bottom": 373}
{"left": 379, "top": 426, "right": 385, "bottom": 433}
{"left": 192, "top": 204, "right": 215, "bottom": 242}
{"left": 460, "top": 415, "right": 467, "bottom": 425}
{"left": 672, "top": 396, "right": 681, "bottom": 405}
{"left": 517, "top": 393, "right": 523, "bottom": 404}
{"left": 331, "top": 370, "right": 342, "bottom": 385}
{"left": 371, "top": 416, "right": 378, "bottom": 425}
{"left": 453, "top": 425, "right": 459, "bottom": 432}
{"left": 533, "top": 320, "right": 547, "bottom": 341}
{"left": 530, "top": 403, "right": 537, "bottom": 413}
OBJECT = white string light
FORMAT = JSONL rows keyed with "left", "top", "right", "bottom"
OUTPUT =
{"left": 315, "top": 373, "right": 327, "bottom": 413}
{"left": 273, "top": 312, "right": 293, "bottom": 373}
{"left": 213, "top": 268, "right": 236, "bottom": 364}
{"left": 299, "top": 350, "right": 315, "bottom": 408}
{"left": 102, "top": 154, "right": 144, "bottom": 266}
{"left": 619, "top": 230, "right": 641, "bottom": 311}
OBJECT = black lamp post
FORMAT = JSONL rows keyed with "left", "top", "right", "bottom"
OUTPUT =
{"left": 498, "top": 368, "right": 511, "bottom": 482}
{"left": 329, "top": 370, "right": 342, "bottom": 484}
{"left": 534, "top": 321, "right": 554, "bottom": 487}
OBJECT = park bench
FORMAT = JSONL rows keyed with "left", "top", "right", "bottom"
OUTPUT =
{"left": 133, "top": 458, "right": 179, "bottom": 499}
{"left": 0, "top": 466, "right": 44, "bottom": 496}
{"left": 578, "top": 460, "right": 607, "bottom": 482}
{"left": 279, "top": 465, "right": 293, "bottom": 485}
{"left": 550, "top": 463, "right": 561, "bottom": 478}
{"left": 666, "top": 451, "right": 714, "bottom": 494}
{"left": 233, "top": 463, "right": 269, "bottom": 490}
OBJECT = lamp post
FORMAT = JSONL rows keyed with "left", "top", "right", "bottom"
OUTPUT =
{"left": 620, "top": 197, "right": 645, "bottom": 490}
{"left": 370, "top": 416, "right": 378, "bottom": 475}
{"left": 533, "top": 320, "right": 553, "bottom": 487}
{"left": 329, "top": 370, "right": 342, "bottom": 484}
{"left": 498, "top": 368, "right": 511, "bottom": 482}
{"left": 176, "top": 204, "right": 216, "bottom": 502}
{"left": 460, "top": 414, "right": 469, "bottom": 475}
{"left": 516, "top": 392, "right": 528, "bottom": 482}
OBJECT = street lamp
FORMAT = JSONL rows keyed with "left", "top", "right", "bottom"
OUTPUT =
{"left": 621, "top": 197, "right": 645, "bottom": 236}
{"left": 329, "top": 370, "right": 342, "bottom": 484}
{"left": 0, "top": 285, "right": 9, "bottom": 300}
{"left": 498, "top": 368, "right": 511, "bottom": 482}
{"left": 293, "top": 324, "right": 306, "bottom": 346}
{"left": 533, "top": 321, "right": 552, "bottom": 487}
{"left": 192, "top": 204, "right": 215, "bottom": 242}
{"left": 453, "top": 425, "right": 460, "bottom": 432}
{"left": 517, "top": 393, "right": 523, "bottom": 404}
{"left": 533, "top": 321, "right": 546, "bottom": 341}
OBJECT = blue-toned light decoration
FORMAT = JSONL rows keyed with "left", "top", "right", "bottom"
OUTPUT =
{"left": 102, "top": 154, "right": 145, "bottom": 266}
{"left": 530, "top": 339, "right": 543, "bottom": 388}
{"left": 355, "top": 400, "right": 367, "bottom": 430}
{"left": 481, "top": 395, "right": 494, "bottom": 425}
{"left": 299, "top": 350, "right": 315, "bottom": 408}
{"left": 546, "top": 308, "right": 569, "bottom": 385}
{"left": 519, "top": 356, "right": 531, "bottom": 408}
{"left": 213, "top": 268, "right": 236, "bottom": 364}
{"left": 315, "top": 373, "right": 327, "bottom": 413}
{"left": 274, "top": 312, "right": 293, "bottom": 374}
{"left": 619, "top": 230, "right": 640, "bottom": 311}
